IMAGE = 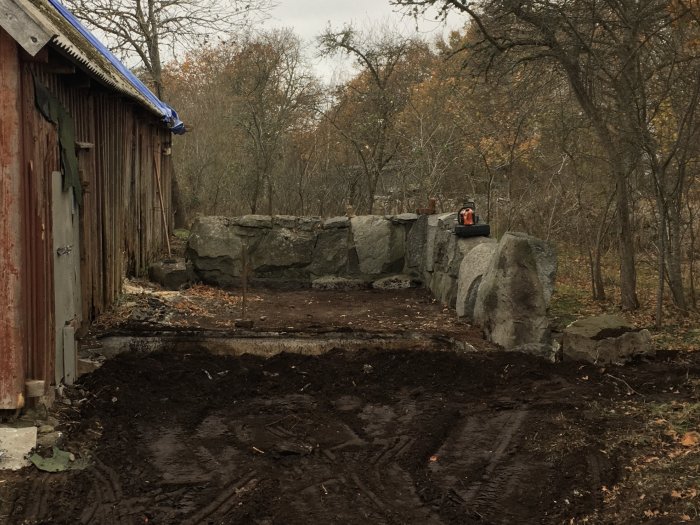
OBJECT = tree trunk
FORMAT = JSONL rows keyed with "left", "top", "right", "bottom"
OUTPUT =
{"left": 266, "top": 174, "right": 273, "bottom": 215}
{"left": 687, "top": 197, "right": 698, "bottom": 309}
{"left": 171, "top": 171, "right": 187, "bottom": 228}
{"left": 615, "top": 167, "right": 639, "bottom": 310}
{"left": 667, "top": 194, "right": 687, "bottom": 312}
{"left": 655, "top": 201, "right": 667, "bottom": 328}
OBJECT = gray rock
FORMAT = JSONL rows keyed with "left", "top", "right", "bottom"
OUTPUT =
{"left": 187, "top": 217, "right": 243, "bottom": 285}
{"left": 430, "top": 214, "right": 457, "bottom": 274}
{"left": 149, "top": 258, "right": 192, "bottom": 290}
{"left": 515, "top": 232, "right": 558, "bottom": 306}
{"left": 188, "top": 217, "right": 241, "bottom": 260}
{"left": 437, "top": 212, "right": 457, "bottom": 230}
{"left": 428, "top": 271, "right": 457, "bottom": 307}
{"left": 390, "top": 213, "right": 419, "bottom": 224}
{"left": 309, "top": 228, "right": 349, "bottom": 276}
{"left": 510, "top": 342, "right": 561, "bottom": 363}
{"left": 474, "top": 232, "right": 553, "bottom": 349}
{"left": 251, "top": 228, "right": 316, "bottom": 272}
{"left": 234, "top": 215, "right": 273, "bottom": 229}
{"left": 311, "top": 276, "right": 369, "bottom": 290}
{"left": 298, "top": 217, "right": 323, "bottom": 231}
{"left": 456, "top": 242, "right": 498, "bottom": 319}
{"left": 372, "top": 274, "right": 420, "bottom": 290}
{"left": 423, "top": 214, "right": 441, "bottom": 273}
{"left": 405, "top": 215, "right": 427, "bottom": 272}
{"left": 563, "top": 315, "right": 654, "bottom": 364}
{"left": 273, "top": 215, "right": 298, "bottom": 229}
{"left": 37, "top": 431, "right": 63, "bottom": 449}
{"left": 448, "top": 237, "right": 493, "bottom": 277}
{"left": 323, "top": 216, "right": 350, "bottom": 229}
{"left": 350, "top": 216, "right": 405, "bottom": 275}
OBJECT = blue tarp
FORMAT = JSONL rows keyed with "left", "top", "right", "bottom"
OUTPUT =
{"left": 48, "top": 0, "right": 185, "bottom": 134}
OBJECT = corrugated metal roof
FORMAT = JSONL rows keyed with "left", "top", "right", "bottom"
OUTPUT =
{"left": 0, "top": 0, "right": 184, "bottom": 133}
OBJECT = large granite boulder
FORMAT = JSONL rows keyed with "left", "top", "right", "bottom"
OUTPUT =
{"left": 456, "top": 241, "right": 498, "bottom": 319}
{"left": 251, "top": 227, "right": 316, "bottom": 273}
{"left": 188, "top": 217, "right": 240, "bottom": 261}
{"left": 563, "top": 315, "right": 654, "bottom": 364}
{"left": 528, "top": 235, "right": 558, "bottom": 306}
{"left": 423, "top": 213, "right": 453, "bottom": 273}
{"left": 405, "top": 215, "right": 428, "bottom": 273}
{"left": 309, "top": 227, "right": 349, "bottom": 276}
{"left": 474, "top": 232, "right": 556, "bottom": 349}
{"left": 187, "top": 217, "right": 244, "bottom": 285}
{"left": 425, "top": 211, "right": 492, "bottom": 308}
{"left": 350, "top": 216, "right": 405, "bottom": 275}
{"left": 428, "top": 272, "right": 457, "bottom": 307}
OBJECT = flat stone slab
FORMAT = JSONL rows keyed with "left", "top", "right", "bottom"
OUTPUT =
{"left": 563, "top": 315, "right": 654, "bottom": 364}
{"left": 149, "top": 258, "right": 192, "bottom": 290}
{"left": 323, "top": 216, "right": 350, "bottom": 229}
{"left": 0, "top": 426, "right": 37, "bottom": 471}
{"left": 564, "top": 315, "right": 635, "bottom": 339}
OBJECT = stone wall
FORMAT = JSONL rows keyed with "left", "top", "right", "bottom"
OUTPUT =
{"left": 186, "top": 214, "right": 558, "bottom": 356}
{"left": 187, "top": 214, "right": 417, "bottom": 288}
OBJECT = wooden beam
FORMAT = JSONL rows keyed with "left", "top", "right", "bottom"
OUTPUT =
{"left": 0, "top": 0, "right": 53, "bottom": 56}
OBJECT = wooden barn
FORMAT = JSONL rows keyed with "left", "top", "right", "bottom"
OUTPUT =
{"left": 0, "top": 0, "right": 184, "bottom": 410}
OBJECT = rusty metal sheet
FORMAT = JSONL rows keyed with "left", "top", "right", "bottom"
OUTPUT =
{"left": 0, "top": 28, "right": 26, "bottom": 409}
{"left": 8, "top": 56, "right": 174, "bottom": 404}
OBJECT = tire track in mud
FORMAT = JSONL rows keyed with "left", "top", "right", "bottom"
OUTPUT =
{"left": 182, "top": 470, "right": 258, "bottom": 525}
{"left": 23, "top": 473, "right": 50, "bottom": 522}
{"left": 80, "top": 464, "right": 122, "bottom": 525}
{"left": 586, "top": 449, "right": 614, "bottom": 511}
{"left": 424, "top": 408, "right": 544, "bottom": 522}
{"left": 460, "top": 409, "right": 529, "bottom": 506}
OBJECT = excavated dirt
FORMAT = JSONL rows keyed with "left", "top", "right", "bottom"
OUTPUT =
{"left": 88, "top": 285, "right": 484, "bottom": 342}
{"left": 3, "top": 345, "right": 700, "bottom": 524}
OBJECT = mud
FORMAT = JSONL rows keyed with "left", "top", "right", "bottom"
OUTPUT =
{"left": 3, "top": 346, "right": 699, "bottom": 524}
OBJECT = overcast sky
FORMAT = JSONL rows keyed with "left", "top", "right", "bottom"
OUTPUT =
{"left": 263, "top": 1, "right": 466, "bottom": 83}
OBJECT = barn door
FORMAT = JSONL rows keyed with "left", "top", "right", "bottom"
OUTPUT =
{"left": 52, "top": 171, "right": 82, "bottom": 386}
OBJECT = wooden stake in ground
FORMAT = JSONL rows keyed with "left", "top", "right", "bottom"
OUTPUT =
{"left": 242, "top": 243, "right": 249, "bottom": 320}
{"left": 153, "top": 150, "right": 172, "bottom": 258}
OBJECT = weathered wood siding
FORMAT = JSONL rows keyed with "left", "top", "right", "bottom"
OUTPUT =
{"left": 26, "top": 63, "right": 173, "bottom": 324}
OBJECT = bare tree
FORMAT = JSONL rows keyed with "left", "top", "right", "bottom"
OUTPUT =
{"left": 318, "top": 25, "right": 428, "bottom": 213}
{"left": 63, "top": 0, "right": 274, "bottom": 97}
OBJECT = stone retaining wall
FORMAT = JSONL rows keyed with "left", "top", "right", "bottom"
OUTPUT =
{"left": 186, "top": 214, "right": 557, "bottom": 355}
{"left": 186, "top": 214, "right": 417, "bottom": 287}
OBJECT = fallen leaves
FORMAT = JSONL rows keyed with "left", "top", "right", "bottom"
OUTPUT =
{"left": 680, "top": 431, "right": 700, "bottom": 447}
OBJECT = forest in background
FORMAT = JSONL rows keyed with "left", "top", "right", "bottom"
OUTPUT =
{"left": 65, "top": 0, "right": 700, "bottom": 330}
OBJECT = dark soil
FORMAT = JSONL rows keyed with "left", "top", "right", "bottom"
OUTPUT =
{"left": 91, "top": 286, "right": 484, "bottom": 343}
{"left": 3, "top": 346, "right": 700, "bottom": 524}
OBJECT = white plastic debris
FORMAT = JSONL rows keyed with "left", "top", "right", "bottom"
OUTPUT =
{"left": 0, "top": 426, "right": 38, "bottom": 471}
